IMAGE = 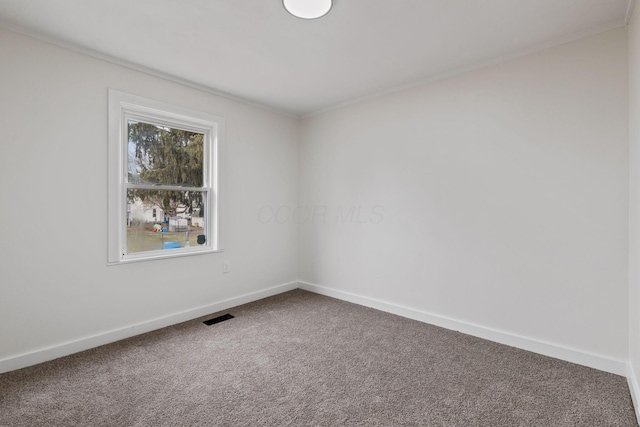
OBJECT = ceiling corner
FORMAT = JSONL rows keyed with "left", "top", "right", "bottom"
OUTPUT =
{"left": 626, "top": 0, "right": 636, "bottom": 25}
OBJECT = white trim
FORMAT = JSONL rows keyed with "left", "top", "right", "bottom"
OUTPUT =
{"left": 299, "top": 281, "right": 627, "bottom": 376}
{"left": 304, "top": 20, "right": 626, "bottom": 118}
{"left": 0, "top": 281, "right": 299, "bottom": 374}
{"left": 628, "top": 363, "right": 640, "bottom": 425}
{"left": 1, "top": 280, "right": 630, "bottom": 378}
{"left": 0, "top": 18, "right": 627, "bottom": 119}
{"left": 0, "top": 22, "right": 297, "bottom": 119}
{"left": 107, "top": 89, "right": 225, "bottom": 264}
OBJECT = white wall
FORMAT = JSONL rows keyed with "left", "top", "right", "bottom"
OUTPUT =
{"left": 628, "top": 1, "right": 640, "bottom": 418}
{"left": 299, "top": 28, "right": 629, "bottom": 370}
{"left": 0, "top": 29, "right": 299, "bottom": 370}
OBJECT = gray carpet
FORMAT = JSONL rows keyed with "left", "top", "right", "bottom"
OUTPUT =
{"left": 0, "top": 289, "right": 637, "bottom": 426}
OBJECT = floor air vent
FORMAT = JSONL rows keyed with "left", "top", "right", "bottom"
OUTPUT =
{"left": 203, "top": 313, "right": 234, "bottom": 325}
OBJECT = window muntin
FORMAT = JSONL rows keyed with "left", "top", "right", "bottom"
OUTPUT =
{"left": 108, "top": 90, "right": 223, "bottom": 264}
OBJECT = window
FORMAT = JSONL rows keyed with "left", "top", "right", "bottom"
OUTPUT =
{"left": 108, "top": 90, "right": 224, "bottom": 264}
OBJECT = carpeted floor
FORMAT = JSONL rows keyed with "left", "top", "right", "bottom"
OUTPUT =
{"left": 0, "top": 289, "right": 637, "bottom": 426}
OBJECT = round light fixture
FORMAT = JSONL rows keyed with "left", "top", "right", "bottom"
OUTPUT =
{"left": 283, "top": 0, "right": 333, "bottom": 19}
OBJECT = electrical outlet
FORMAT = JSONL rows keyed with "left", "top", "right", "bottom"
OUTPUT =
{"left": 223, "top": 260, "right": 230, "bottom": 273}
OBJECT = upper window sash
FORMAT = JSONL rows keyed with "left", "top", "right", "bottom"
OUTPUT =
{"left": 122, "top": 112, "right": 214, "bottom": 188}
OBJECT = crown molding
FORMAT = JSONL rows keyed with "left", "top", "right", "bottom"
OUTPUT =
{"left": 0, "top": 20, "right": 299, "bottom": 119}
{"left": 304, "top": 19, "right": 625, "bottom": 118}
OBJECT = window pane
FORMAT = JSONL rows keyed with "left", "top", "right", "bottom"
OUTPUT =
{"left": 127, "top": 120, "right": 204, "bottom": 187}
{"left": 126, "top": 189, "right": 206, "bottom": 254}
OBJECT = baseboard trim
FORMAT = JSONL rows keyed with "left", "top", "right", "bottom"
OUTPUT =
{"left": 628, "top": 363, "right": 640, "bottom": 425}
{"left": 0, "top": 281, "right": 299, "bottom": 374}
{"left": 2, "top": 280, "right": 627, "bottom": 378}
{"left": 298, "top": 281, "right": 627, "bottom": 376}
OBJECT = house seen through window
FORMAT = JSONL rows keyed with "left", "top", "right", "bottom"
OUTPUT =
{"left": 108, "top": 90, "right": 223, "bottom": 264}
{"left": 126, "top": 120, "right": 206, "bottom": 253}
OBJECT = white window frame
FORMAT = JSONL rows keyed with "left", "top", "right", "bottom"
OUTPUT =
{"left": 108, "top": 90, "right": 224, "bottom": 264}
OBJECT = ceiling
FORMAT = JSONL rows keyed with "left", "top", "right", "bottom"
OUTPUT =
{"left": 0, "top": 0, "right": 633, "bottom": 116}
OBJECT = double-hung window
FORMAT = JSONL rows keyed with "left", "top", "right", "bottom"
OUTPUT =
{"left": 108, "top": 90, "right": 224, "bottom": 264}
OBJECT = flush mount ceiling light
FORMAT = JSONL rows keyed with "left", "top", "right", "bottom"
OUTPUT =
{"left": 283, "top": 0, "right": 333, "bottom": 19}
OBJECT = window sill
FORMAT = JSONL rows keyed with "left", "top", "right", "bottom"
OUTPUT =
{"left": 108, "top": 247, "right": 224, "bottom": 266}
